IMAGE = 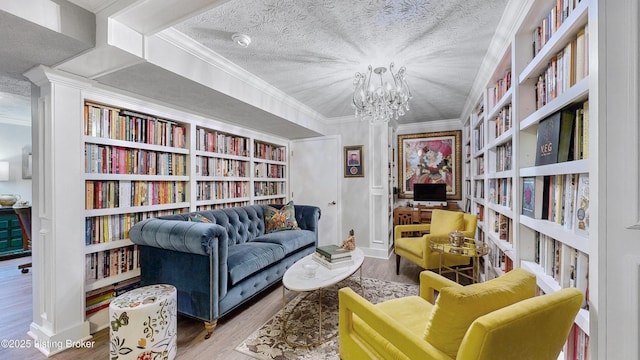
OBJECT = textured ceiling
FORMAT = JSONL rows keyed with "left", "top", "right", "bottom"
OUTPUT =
{"left": 174, "top": 0, "right": 509, "bottom": 123}
{"left": 0, "top": 0, "right": 511, "bottom": 132}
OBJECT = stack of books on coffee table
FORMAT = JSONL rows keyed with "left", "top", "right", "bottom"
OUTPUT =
{"left": 313, "top": 245, "right": 354, "bottom": 269}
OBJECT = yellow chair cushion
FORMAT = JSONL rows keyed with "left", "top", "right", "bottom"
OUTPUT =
{"left": 352, "top": 296, "right": 434, "bottom": 359}
{"left": 423, "top": 268, "right": 536, "bottom": 358}
{"left": 395, "top": 237, "right": 424, "bottom": 257}
{"left": 375, "top": 296, "right": 434, "bottom": 334}
{"left": 429, "top": 210, "right": 464, "bottom": 235}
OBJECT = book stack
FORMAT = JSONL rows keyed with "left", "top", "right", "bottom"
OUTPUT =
{"left": 313, "top": 245, "right": 354, "bottom": 269}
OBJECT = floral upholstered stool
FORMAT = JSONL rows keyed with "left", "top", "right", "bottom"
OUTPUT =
{"left": 109, "top": 284, "right": 177, "bottom": 360}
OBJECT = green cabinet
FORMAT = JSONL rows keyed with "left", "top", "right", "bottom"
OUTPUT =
{"left": 0, "top": 211, "right": 24, "bottom": 254}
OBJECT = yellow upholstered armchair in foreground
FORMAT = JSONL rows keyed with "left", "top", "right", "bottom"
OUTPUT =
{"left": 394, "top": 209, "right": 477, "bottom": 274}
{"left": 339, "top": 268, "right": 583, "bottom": 360}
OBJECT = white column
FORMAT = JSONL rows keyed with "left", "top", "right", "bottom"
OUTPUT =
{"left": 368, "top": 122, "right": 391, "bottom": 258}
{"left": 25, "top": 66, "right": 91, "bottom": 356}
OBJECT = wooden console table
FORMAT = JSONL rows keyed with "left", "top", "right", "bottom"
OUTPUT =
{"left": 393, "top": 202, "right": 462, "bottom": 226}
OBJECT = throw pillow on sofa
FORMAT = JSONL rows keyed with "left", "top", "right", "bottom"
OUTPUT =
{"left": 264, "top": 201, "right": 300, "bottom": 233}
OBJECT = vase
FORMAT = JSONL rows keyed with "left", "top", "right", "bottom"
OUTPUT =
{"left": 0, "top": 194, "right": 20, "bottom": 207}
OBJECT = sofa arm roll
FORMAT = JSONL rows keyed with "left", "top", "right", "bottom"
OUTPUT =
{"left": 129, "top": 218, "right": 228, "bottom": 256}
{"left": 293, "top": 205, "right": 321, "bottom": 232}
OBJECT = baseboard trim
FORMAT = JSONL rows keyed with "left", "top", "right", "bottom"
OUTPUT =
{"left": 28, "top": 320, "right": 92, "bottom": 357}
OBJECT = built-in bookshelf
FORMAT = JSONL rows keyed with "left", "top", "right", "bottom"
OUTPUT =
{"left": 252, "top": 140, "right": 288, "bottom": 204}
{"left": 517, "top": 0, "right": 590, "bottom": 357}
{"left": 463, "top": 116, "right": 472, "bottom": 213}
{"left": 484, "top": 45, "right": 517, "bottom": 280}
{"left": 467, "top": 98, "right": 487, "bottom": 253}
{"left": 464, "top": 1, "right": 591, "bottom": 358}
{"left": 82, "top": 101, "right": 290, "bottom": 332}
{"left": 195, "top": 127, "right": 251, "bottom": 210}
{"left": 83, "top": 102, "right": 191, "bottom": 332}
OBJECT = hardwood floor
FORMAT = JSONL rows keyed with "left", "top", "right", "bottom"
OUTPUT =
{"left": 0, "top": 254, "right": 422, "bottom": 359}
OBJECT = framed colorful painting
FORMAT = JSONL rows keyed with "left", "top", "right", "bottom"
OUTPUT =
{"left": 398, "top": 130, "right": 462, "bottom": 199}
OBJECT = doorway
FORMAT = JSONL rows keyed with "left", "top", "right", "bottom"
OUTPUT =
{"left": 290, "top": 136, "right": 341, "bottom": 247}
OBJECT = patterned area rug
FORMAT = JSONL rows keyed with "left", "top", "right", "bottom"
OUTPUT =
{"left": 235, "top": 277, "right": 419, "bottom": 359}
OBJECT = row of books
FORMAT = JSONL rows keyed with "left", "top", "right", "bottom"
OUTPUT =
{"left": 521, "top": 173, "right": 589, "bottom": 236}
{"left": 85, "top": 245, "right": 140, "bottom": 283}
{"left": 487, "top": 68, "right": 512, "bottom": 111}
{"left": 195, "top": 128, "right": 250, "bottom": 156}
{"left": 489, "top": 211, "right": 514, "bottom": 244}
{"left": 534, "top": 233, "right": 588, "bottom": 308}
{"left": 488, "top": 177, "right": 512, "bottom": 209}
{"left": 475, "top": 156, "right": 485, "bottom": 176}
{"left": 474, "top": 179, "right": 485, "bottom": 200}
{"left": 565, "top": 323, "right": 589, "bottom": 360}
{"left": 312, "top": 245, "right": 353, "bottom": 269}
{"left": 492, "top": 103, "right": 512, "bottom": 139}
{"left": 532, "top": 0, "right": 585, "bottom": 57}
{"left": 534, "top": 25, "right": 588, "bottom": 110}
{"left": 254, "top": 181, "right": 286, "bottom": 197}
{"left": 254, "top": 163, "right": 286, "bottom": 179}
{"left": 85, "top": 209, "right": 186, "bottom": 245}
{"left": 254, "top": 198, "right": 285, "bottom": 206}
{"left": 254, "top": 143, "right": 287, "bottom": 162}
{"left": 493, "top": 141, "right": 512, "bottom": 172}
{"left": 196, "top": 201, "right": 250, "bottom": 211}
{"left": 476, "top": 203, "right": 485, "bottom": 222}
{"left": 474, "top": 124, "right": 485, "bottom": 152}
{"left": 196, "top": 181, "right": 249, "bottom": 201}
{"left": 85, "top": 180, "right": 187, "bottom": 209}
{"left": 487, "top": 240, "right": 513, "bottom": 273}
{"left": 85, "top": 144, "right": 187, "bottom": 176}
{"left": 85, "top": 277, "right": 140, "bottom": 316}
{"left": 535, "top": 102, "right": 589, "bottom": 166}
{"left": 195, "top": 157, "right": 250, "bottom": 178}
{"left": 84, "top": 104, "right": 187, "bottom": 148}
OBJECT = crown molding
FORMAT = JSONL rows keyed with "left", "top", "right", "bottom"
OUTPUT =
{"left": 397, "top": 119, "right": 462, "bottom": 134}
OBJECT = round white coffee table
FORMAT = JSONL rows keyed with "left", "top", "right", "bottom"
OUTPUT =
{"left": 281, "top": 247, "right": 364, "bottom": 348}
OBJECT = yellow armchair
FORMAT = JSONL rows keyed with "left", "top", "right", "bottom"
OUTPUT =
{"left": 394, "top": 209, "right": 477, "bottom": 274}
{"left": 339, "top": 268, "right": 583, "bottom": 360}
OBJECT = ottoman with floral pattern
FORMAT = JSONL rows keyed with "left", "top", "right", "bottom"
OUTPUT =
{"left": 109, "top": 284, "right": 177, "bottom": 360}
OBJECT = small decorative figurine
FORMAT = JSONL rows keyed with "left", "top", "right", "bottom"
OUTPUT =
{"left": 341, "top": 229, "right": 356, "bottom": 250}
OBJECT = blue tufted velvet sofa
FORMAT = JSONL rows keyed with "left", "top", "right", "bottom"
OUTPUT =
{"left": 128, "top": 203, "right": 321, "bottom": 339}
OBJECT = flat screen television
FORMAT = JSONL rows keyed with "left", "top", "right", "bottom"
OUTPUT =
{"left": 413, "top": 183, "right": 447, "bottom": 206}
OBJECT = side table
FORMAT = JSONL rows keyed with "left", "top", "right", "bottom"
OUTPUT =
{"left": 429, "top": 239, "right": 488, "bottom": 284}
{"left": 109, "top": 284, "right": 177, "bottom": 360}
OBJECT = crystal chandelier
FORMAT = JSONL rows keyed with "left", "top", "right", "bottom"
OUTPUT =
{"left": 353, "top": 63, "right": 412, "bottom": 123}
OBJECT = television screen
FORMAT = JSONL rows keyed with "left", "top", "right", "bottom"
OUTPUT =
{"left": 413, "top": 183, "right": 447, "bottom": 202}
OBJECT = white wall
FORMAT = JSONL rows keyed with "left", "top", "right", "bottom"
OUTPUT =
{"left": 321, "top": 117, "right": 464, "bottom": 257}
{"left": 0, "top": 123, "right": 32, "bottom": 204}
{"left": 325, "top": 118, "right": 372, "bottom": 249}
{"left": 595, "top": 0, "right": 640, "bottom": 357}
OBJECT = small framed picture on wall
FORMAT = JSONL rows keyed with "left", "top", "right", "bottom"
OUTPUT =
{"left": 344, "top": 145, "right": 364, "bottom": 178}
